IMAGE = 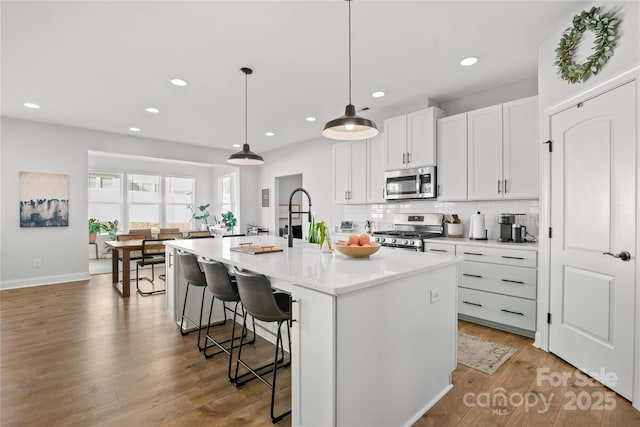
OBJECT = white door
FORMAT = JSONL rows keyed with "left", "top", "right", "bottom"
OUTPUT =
{"left": 549, "top": 81, "right": 636, "bottom": 400}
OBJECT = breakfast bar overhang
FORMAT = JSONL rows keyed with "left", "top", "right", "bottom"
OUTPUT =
{"left": 164, "top": 236, "right": 460, "bottom": 426}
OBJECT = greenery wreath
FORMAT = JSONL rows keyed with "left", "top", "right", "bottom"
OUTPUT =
{"left": 555, "top": 6, "right": 618, "bottom": 84}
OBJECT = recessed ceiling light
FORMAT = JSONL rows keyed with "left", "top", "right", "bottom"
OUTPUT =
{"left": 24, "top": 102, "right": 40, "bottom": 109}
{"left": 372, "top": 91, "right": 385, "bottom": 98}
{"left": 460, "top": 57, "right": 478, "bottom": 67}
{"left": 306, "top": 117, "right": 316, "bottom": 122}
{"left": 170, "top": 78, "right": 188, "bottom": 86}
{"left": 129, "top": 127, "right": 141, "bottom": 132}
{"left": 232, "top": 144, "right": 241, "bottom": 148}
{"left": 265, "top": 132, "right": 275, "bottom": 137}
{"left": 145, "top": 107, "right": 160, "bottom": 113}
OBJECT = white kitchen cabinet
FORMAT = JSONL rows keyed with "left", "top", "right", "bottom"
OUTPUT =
{"left": 467, "top": 96, "right": 538, "bottom": 200}
{"left": 384, "top": 107, "right": 445, "bottom": 170}
{"left": 366, "top": 133, "right": 386, "bottom": 203}
{"left": 436, "top": 113, "right": 468, "bottom": 200}
{"left": 502, "top": 96, "right": 539, "bottom": 198}
{"left": 456, "top": 244, "right": 537, "bottom": 336}
{"left": 333, "top": 141, "right": 367, "bottom": 204}
{"left": 467, "top": 104, "right": 503, "bottom": 200}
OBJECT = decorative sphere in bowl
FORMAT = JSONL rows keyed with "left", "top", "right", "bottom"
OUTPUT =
{"left": 334, "top": 242, "right": 381, "bottom": 258}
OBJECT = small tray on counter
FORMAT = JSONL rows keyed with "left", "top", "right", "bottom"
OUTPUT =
{"left": 230, "top": 242, "right": 284, "bottom": 255}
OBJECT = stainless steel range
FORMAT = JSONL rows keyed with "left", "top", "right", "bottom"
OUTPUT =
{"left": 372, "top": 213, "right": 444, "bottom": 251}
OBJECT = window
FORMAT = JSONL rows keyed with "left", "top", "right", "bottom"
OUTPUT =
{"left": 165, "top": 176, "right": 194, "bottom": 230}
{"left": 128, "top": 174, "right": 160, "bottom": 231}
{"left": 218, "top": 173, "right": 237, "bottom": 220}
{"left": 88, "top": 171, "right": 122, "bottom": 223}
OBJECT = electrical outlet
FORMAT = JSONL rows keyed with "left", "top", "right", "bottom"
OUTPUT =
{"left": 33, "top": 258, "right": 42, "bottom": 268}
{"left": 430, "top": 288, "right": 440, "bottom": 304}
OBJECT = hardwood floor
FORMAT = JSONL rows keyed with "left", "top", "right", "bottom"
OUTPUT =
{"left": 1, "top": 272, "right": 638, "bottom": 426}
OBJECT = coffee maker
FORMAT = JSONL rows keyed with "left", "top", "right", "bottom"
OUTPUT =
{"left": 498, "top": 213, "right": 515, "bottom": 242}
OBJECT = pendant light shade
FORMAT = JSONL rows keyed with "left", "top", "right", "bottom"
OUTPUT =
{"left": 323, "top": 0, "right": 378, "bottom": 141}
{"left": 227, "top": 67, "right": 264, "bottom": 166}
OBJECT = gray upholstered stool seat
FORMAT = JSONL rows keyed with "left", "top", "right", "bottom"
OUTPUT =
{"left": 232, "top": 267, "right": 291, "bottom": 424}
{"left": 176, "top": 251, "right": 208, "bottom": 351}
{"left": 200, "top": 259, "right": 255, "bottom": 382}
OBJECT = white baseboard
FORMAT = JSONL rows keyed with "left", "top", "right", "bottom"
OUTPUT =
{"left": 403, "top": 384, "right": 454, "bottom": 427}
{"left": 0, "top": 272, "right": 90, "bottom": 290}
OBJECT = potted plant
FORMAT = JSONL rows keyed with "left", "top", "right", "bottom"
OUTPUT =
{"left": 308, "top": 217, "right": 332, "bottom": 252}
{"left": 102, "top": 220, "right": 119, "bottom": 240}
{"left": 221, "top": 211, "right": 237, "bottom": 232}
{"left": 89, "top": 218, "right": 103, "bottom": 243}
{"left": 192, "top": 204, "right": 211, "bottom": 230}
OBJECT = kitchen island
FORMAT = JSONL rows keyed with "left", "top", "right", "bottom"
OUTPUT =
{"left": 164, "top": 236, "right": 460, "bottom": 427}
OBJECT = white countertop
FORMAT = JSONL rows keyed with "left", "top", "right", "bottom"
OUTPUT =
{"left": 165, "top": 235, "right": 459, "bottom": 296}
{"left": 427, "top": 236, "right": 538, "bottom": 251}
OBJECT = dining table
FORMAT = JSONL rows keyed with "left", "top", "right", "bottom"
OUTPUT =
{"left": 104, "top": 239, "right": 146, "bottom": 297}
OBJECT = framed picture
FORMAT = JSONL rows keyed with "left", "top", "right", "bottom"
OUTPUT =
{"left": 261, "top": 188, "right": 270, "bottom": 208}
{"left": 279, "top": 203, "right": 300, "bottom": 220}
{"left": 19, "top": 171, "right": 69, "bottom": 227}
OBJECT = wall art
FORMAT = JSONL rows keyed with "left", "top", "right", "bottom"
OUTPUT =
{"left": 19, "top": 171, "right": 69, "bottom": 227}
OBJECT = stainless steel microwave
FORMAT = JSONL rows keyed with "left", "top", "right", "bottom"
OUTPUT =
{"left": 385, "top": 166, "right": 437, "bottom": 200}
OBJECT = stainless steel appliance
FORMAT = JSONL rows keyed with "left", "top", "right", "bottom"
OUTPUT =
{"left": 384, "top": 166, "right": 436, "bottom": 200}
{"left": 512, "top": 214, "right": 527, "bottom": 242}
{"left": 498, "top": 213, "right": 515, "bottom": 242}
{"left": 372, "top": 213, "right": 444, "bottom": 251}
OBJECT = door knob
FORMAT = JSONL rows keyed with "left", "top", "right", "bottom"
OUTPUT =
{"left": 603, "top": 251, "right": 631, "bottom": 261}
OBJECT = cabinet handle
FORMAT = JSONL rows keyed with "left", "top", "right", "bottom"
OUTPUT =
{"left": 504, "top": 179, "right": 508, "bottom": 193}
{"left": 463, "top": 252, "right": 484, "bottom": 256}
{"left": 402, "top": 152, "right": 406, "bottom": 164}
{"left": 463, "top": 273, "right": 483, "bottom": 278}
{"left": 429, "top": 248, "right": 447, "bottom": 253}
{"left": 463, "top": 301, "right": 483, "bottom": 307}
{"left": 497, "top": 179, "right": 502, "bottom": 194}
{"left": 501, "top": 255, "right": 525, "bottom": 260}
{"left": 501, "top": 278, "right": 525, "bottom": 284}
{"left": 407, "top": 152, "right": 411, "bottom": 164}
{"left": 501, "top": 309, "right": 524, "bottom": 316}
{"left": 168, "top": 252, "right": 173, "bottom": 268}
{"left": 437, "top": 184, "right": 441, "bottom": 196}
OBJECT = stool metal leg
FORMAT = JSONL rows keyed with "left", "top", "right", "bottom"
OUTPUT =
{"left": 179, "top": 283, "right": 208, "bottom": 351}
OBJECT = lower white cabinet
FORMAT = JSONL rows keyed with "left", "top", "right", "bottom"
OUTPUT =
{"left": 424, "top": 242, "right": 456, "bottom": 255}
{"left": 456, "top": 244, "right": 537, "bottom": 336}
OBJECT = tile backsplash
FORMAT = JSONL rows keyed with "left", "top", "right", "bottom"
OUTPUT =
{"left": 343, "top": 199, "right": 539, "bottom": 241}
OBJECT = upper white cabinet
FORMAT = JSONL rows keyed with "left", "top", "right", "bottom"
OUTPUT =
{"left": 436, "top": 113, "right": 468, "bottom": 201}
{"left": 333, "top": 141, "right": 367, "bottom": 204}
{"left": 385, "top": 107, "right": 445, "bottom": 170}
{"left": 367, "top": 133, "right": 386, "bottom": 203}
{"left": 467, "top": 96, "right": 538, "bottom": 200}
{"left": 467, "top": 104, "right": 504, "bottom": 200}
{"left": 502, "top": 96, "right": 539, "bottom": 199}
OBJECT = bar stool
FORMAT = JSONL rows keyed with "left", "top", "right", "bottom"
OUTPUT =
{"left": 232, "top": 267, "right": 292, "bottom": 424}
{"left": 176, "top": 251, "right": 208, "bottom": 351}
{"left": 200, "top": 260, "right": 255, "bottom": 382}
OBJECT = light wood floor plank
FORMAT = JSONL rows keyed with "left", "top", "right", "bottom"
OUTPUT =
{"left": 1, "top": 272, "right": 636, "bottom": 426}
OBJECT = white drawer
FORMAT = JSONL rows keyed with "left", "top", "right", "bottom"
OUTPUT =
{"left": 458, "top": 287, "right": 536, "bottom": 332}
{"left": 424, "top": 242, "right": 455, "bottom": 255}
{"left": 456, "top": 245, "right": 537, "bottom": 268}
{"left": 460, "top": 261, "right": 536, "bottom": 300}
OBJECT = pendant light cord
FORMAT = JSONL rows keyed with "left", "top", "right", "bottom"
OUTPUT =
{"left": 245, "top": 71, "right": 248, "bottom": 144}
{"left": 348, "top": 0, "right": 352, "bottom": 106}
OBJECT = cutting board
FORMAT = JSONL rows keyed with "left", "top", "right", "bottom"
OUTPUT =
{"left": 230, "top": 243, "right": 284, "bottom": 255}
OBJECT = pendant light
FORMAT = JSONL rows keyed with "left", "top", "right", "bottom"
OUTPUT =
{"left": 323, "top": 0, "right": 378, "bottom": 141}
{"left": 227, "top": 67, "right": 264, "bottom": 165}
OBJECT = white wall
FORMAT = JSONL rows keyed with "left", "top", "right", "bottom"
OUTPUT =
{"left": 440, "top": 77, "right": 538, "bottom": 115}
{"left": 0, "top": 117, "right": 258, "bottom": 289}
{"left": 258, "top": 136, "right": 340, "bottom": 239}
{"left": 538, "top": 1, "right": 639, "bottom": 111}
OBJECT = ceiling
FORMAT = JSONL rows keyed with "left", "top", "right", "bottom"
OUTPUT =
{"left": 1, "top": 1, "right": 586, "bottom": 155}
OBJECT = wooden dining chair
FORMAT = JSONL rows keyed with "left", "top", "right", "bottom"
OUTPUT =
{"left": 187, "top": 231, "right": 213, "bottom": 239}
{"left": 159, "top": 232, "right": 183, "bottom": 239}
{"left": 129, "top": 228, "right": 152, "bottom": 239}
{"left": 159, "top": 227, "right": 180, "bottom": 234}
